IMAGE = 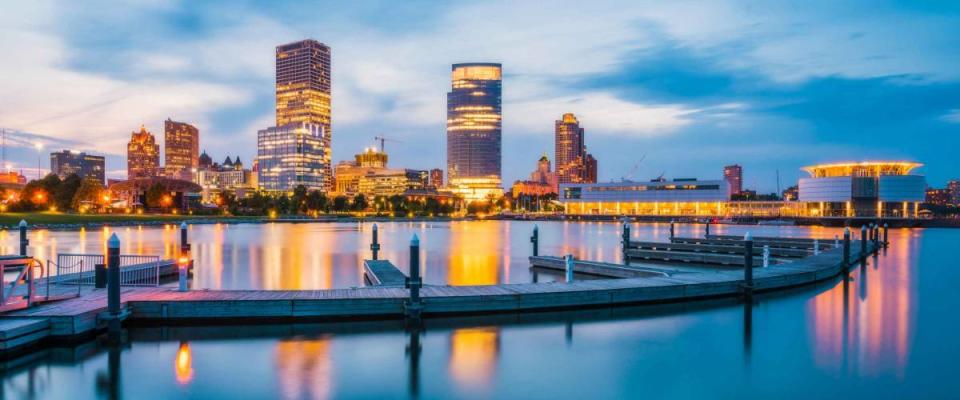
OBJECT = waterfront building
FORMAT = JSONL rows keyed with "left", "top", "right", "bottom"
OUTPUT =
{"left": 554, "top": 113, "right": 597, "bottom": 187}
{"left": 798, "top": 161, "right": 926, "bottom": 217}
{"left": 276, "top": 39, "right": 332, "bottom": 190}
{"left": 164, "top": 119, "right": 200, "bottom": 182}
{"left": 127, "top": 125, "right": 160, "bottom": 180}
{"left": 257, "top": 122, "right": 329, "bottom": 192}
{"left": 949, "top": 180, "right": 960, "bottom": 205}
{"left": 49, "top": 150, "right": 105, "bottom": 184}
{"left": 512, "top": 155, "right": 558, "bottom": 197}
{"left": 560, "top": 178, "right": 731, "bottom": 215}
{"left": 108, "top": 177, "right": 201, "bottom": 211}
{"left": 925, "top": 188, "right": 951, "bottom": 206}
{"left": 334, "top": 148, "right": 428, "bottom": 197}
{"left": 197, "top": 153, "right": 255, "bottom": 203}
{"left": 429, "top": 168, "right": 444, "bottom": 189}
{"left": 446, "top": 63, "right": 503, "bottom": 201}
{"left": 723, "top": 164, "right": 743, "bottom": 197}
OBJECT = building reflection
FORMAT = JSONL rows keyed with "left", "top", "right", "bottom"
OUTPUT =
{"left": 447, "top": 327, "right": 500, "bottom": 390}
{"left": 447, "top": 222, "right": 501, "bottom": 285}
{"left": 809, "top": 229, "right": 915, "bottom": 378}
{"left": 275, "top": 337, "right": 333, "bottom": 400}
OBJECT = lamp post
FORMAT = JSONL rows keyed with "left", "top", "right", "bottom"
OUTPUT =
{"left": 34, "top": 142, "right": 43, "bottom": 180}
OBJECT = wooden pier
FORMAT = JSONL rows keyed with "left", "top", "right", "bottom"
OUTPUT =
{"left": 671, "top": 237, "right": 834, "bottom": 251}
{"left": 529, "top": 256, "right": 671, "bottom": 278}
{"left": 628, "top": 240, "right": 810, "bottom": 258}
{"left": 0, "top": 236, "right": 879, "bottom": 357}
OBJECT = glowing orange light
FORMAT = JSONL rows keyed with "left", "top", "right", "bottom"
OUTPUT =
{"left": 175, "top": 342, "right": 193, "bottom": 384}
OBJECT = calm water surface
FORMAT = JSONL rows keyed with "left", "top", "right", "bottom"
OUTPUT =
{"left": 1, "top": 221, "right": 957, "bottom": 399}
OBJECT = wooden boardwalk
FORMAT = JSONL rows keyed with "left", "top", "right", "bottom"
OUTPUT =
{"left": 0, "top": 239, "right": 880, "bottom": 356}
{"left": 363, "top": 260, "right": 408, "bottom": 287}
{"left": 529, "top": 256, "right": 672, "bottom": 278}
{"left": 629, "top": 240, "right": 810, "bottom": 258}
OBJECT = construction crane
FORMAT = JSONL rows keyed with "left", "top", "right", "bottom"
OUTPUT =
{"left": 373, "top": 136, "right": 403, "bottom": 153}
{"left": 620, "top": 154, "right": 646, "bottom": 182}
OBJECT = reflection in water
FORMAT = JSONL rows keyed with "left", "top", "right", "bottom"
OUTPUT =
{"left": 175, "top": 341, "right": 194, "bottom": 385}
{"left": 809, "top": 229, "right": 915, "bottom": 378}
{"left": 276, "top": 337, "right": 333, "bottom": 400}
{"left": 448, "top": 328, "right": 500, "bottom": 390}
{"left": 406, "top": 325, "right": 422, "bottom": 398}
{"left": 447, "top": 223, "right": 502, "bottom": 285}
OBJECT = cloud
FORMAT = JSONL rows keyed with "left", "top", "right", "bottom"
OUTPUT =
{"left": 508, "top": 92, "right": 699, "bottom": 136}
{"left": 942, "top": 109, "right": 960, "bottom": 124}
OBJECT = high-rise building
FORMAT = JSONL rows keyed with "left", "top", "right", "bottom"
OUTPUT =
{"left": 127, "top": 125, "right": 160, "bottom": 180}
{"left": 446, "top": 63, "right": 503, "bottom": 201}
{"left": 429, "top": 168, "right": 443, "bottom": 189}
{"left": 723, "top": 165, "right": 743, "bottom": 198}
{"left": 554, "top": 113, "right": 597, "bottom": 185}
{"left": 275, "top": 39, "right": 332, "bottom": 190}
{"left": 949, "top": 180, "right": 960, "bottom": 205}
{"left": 257, "top": 122, "right": 329, "bottom": 192}
{"left": 164, "top": 119, "right": 200, "bottom": 182}
{"left": 512, "top": 154, "right": 559, "bottom": 197}
{"left": 50, "top": 150, "right": 105, "bottom": 184}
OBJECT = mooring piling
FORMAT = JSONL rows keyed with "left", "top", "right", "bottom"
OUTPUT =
{"left": 565, "top": 254, "right": 574, "bottom": 283}
{"left": 531, "top": 225, "right": 539, "bottom": 257}
{"left": 371, "top": 223, "right": 381, "bottom": 260}
{"left": 843, "top": 228, "right": 851, "bottom": 267}
{"left": 621, "top": 223, "right": 630, "bottom": 265}
{"left": 883, "top": 223, "right": 889, "bottom": 248}
{"left": 762, "top": 245, "right": 770, "bottom": 268}
{"left": 669, "top": 219, "right": 675, "bottom": 239}
{"left": 860, "top": 225, "right": 867, "bottom": 257}
{"left": 405, "top": 234, "right": 423, "bottom": 319}
{"left": 107, "top": 233, "right": 122, "bottom": 334}
{"left": 813, "top": 239, "right": 820, "bottom": 256}
{"left": 178, "top": 222, "right": 190, "bottom": 292}
{"left": 743, "top": 232, "right": 753, "bottom": 292}
{"left": 705, "top": 221, "right": 711, "bottom": 238}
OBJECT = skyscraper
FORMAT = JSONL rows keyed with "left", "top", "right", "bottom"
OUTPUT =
{"left": 127, "top": 125, "right": 160, "bottom": 180}
{"left": 555, "top": 113, "right": 597, "bottom": 185}
{"left": 50, "top": 150, "right": 105, "bottom": 184}
{"left": 164, "top": 118, "right": 199, "bottom": 181}
{"left": 446, "top": 63, "right": 503, "bottom": 201}
{"left": 275, "top": 39, "right": 332, "bottom": 190}
{"left": 257, "top": 122, "right": 329, "bottom": 192}
{"left": 724, "top": 164, "right": 743, "bottom": 198}
{"left": 948, "top": 180, "right": 960, "bottom": 205}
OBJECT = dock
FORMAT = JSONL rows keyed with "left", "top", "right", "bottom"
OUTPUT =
{"left": 670, "top": 237, "right": 834, "bottom": 251}
{"left": 0, "top": 236, "right": 879, "bottom": 357}
{"left": 363, "top": 260, "right": 408, "bottom": 287}
{"left": 628, "top": 240, "right": 810, "bottom": 258}
{"left": 528, "top": 256, "right": 672, "bottom": 278}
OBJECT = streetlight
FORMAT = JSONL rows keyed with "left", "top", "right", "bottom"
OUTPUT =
{"left": 34, "top": 142, "right": 43, "bottom": 180}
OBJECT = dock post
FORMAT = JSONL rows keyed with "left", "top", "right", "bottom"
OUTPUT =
{"left": 834, "top": 235, "right": 839, "bottom": 249}
{"left": 530, "top": 225, "right": 539, "bottom": 257}
{"left": 107, "top": 233, "right": 121, "bottom": 334}
{"left": 371, "top": 223, "right": 381, "bottom": 260}
{"left": 405, "top": 234, "right": 422, "bottom": 319}
{"left": 842, "top": 228, "right": 851, "bottom": 267}
{"left": 743, "top": 232, "right": 753, "bottom": 292}
{"left": 621, "top": 223, "right": 630, "bottom": 265}
{"left": 883, "top": 223, "right": 889, "bottom": 248}
{"left": 705, "top": 221, "right": 710, "bottom": 238}
{"left": 18, "top": 220, "right": 28, "bottom": 256}
{"left": 860, "top": 225, "right": 867, "bottom": 258}
{"left": 813, "top": 239, "right": 820, "bottom": 256}
{"left": 565, "top": 254, "right": 574, "bottom": 283}
{"left": 872, "top": 224, "right": 880, "bottom": 249}
{"left": 669, "top": 219, "right": 675, "bottom": 239}
{"left": 762, "top": 245, "right": 770, "bottom": 268}
{"left": 178, "top": 222, "right": 189, "bottom": 292}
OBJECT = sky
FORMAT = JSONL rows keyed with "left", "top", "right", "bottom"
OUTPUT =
{"left": 0, "top": 0, "right": 958, "bottom": 192}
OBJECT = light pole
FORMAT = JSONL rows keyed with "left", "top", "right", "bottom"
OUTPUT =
{"left": 34, "top": 142, "right": 43, "bottom": 180}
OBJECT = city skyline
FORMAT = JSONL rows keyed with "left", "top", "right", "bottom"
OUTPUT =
{"left": 1, "top": 2, "right": 959, "bottom": 191}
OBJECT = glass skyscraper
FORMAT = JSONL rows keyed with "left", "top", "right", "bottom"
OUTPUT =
{"left": 555, "top": 113, "right": 597, "bottom": 185}
{"left": 257, "top": 122, "right": 329, "bottom": 192}
{"left": 446, "top": 63, "right": 503, "bottom": 200}
{"left": 50, "top": 150, "right": 105, "bottom": 184}
{"left": 164, "top": 118, "right": 199, "bottom": 182}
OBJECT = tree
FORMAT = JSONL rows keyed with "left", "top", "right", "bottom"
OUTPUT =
{"left": 145, "top": 183, "right": 166, "bottom": 209}
{"left": 352, "top": 194, "right": 368, "bottom": 211}
{"left": 306, "top": 190, "right": 327, "bottom": 213}
{"left": 332, "top": 195, "right": 349, "bottom": 212}
{"left": 71, "top": 179, "right": 104, "bottom": 210}
{"left": 292, "top": 185, "right": 308, "bottom": 214}
{"left": 55, "top": 174, "right": 82, "bottom": 210}
{"left": 276, "top": 194, "right": 291, "bottom": 214}
{"left": 388, "top": 195, "right": 405, "bottom": 214}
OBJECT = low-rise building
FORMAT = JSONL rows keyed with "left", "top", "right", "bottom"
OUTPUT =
{"left": 50, "top": 150, "right": 106, "bottom": 184}
{"left": 798, "top": 161, "right": 926, "bottom": 217}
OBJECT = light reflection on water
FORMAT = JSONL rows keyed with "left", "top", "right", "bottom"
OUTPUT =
{"left": 1, "top": 222, "right": 954, "bottom": 399}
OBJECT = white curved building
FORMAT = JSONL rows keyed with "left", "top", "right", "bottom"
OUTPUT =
{"left": 798, "top": 161, "right": 925, "bottom": 217}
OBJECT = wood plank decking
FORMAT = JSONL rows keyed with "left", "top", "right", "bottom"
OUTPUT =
{"left": 363, "top": 260, "right": 408, "bottom": 287}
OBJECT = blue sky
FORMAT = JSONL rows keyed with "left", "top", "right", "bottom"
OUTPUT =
{"left": 1, "top": 0, "right": 958, "bottom": 191}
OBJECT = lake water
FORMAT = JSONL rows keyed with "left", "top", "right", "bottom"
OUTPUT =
{"left": 2, "top": 221, "right": 957, "bottom": 399}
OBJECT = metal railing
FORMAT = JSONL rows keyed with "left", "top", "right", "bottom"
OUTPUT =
{"left": 1, "top": 257, "right": 45, "bottom": 310}
{"left": 53, "top": 253, "right": 162, "bottom": 287}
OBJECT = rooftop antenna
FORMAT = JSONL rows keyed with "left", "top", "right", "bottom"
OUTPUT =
{"left": 776, "top": 169, "right": 781, "bottom": 196}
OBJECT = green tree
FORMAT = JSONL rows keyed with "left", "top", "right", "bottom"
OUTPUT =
{"left": 276, "top": 194, "right": 291, "bottom": 214}
{"left": 292, "top": 185, "right": 308, "bottom": 214}
{"left": 332, "top": 195, "right": 349, "bottom": 212}
{"left": 388, "top": 195, "right": 405, "bottom": 214}
{"left": 306, "top": 190, "right": 327, "bottom": 213}
{"left": 352, "top": 193, "right": 368, "bottom": 211}
{"left": 55, "top": 174, "right": 82, "bottom": 210}
{"left": 71, "top": 178, "right": 104, "bottom": 210}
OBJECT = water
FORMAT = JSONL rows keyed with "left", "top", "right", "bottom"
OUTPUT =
{"left": 2, "top": 222, "right": 957, "bottom": 399}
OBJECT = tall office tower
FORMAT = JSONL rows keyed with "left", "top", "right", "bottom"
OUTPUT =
{"left": 127, "top": 125, "right": 160, "bottom": 180}
{"left": 257, "top": 122, "right": 329, "bottom": 192}
{"left": 446, "top": 63, "right": 503, "bottom": 201}
{"left": 164, "top": 118, "right": 200, "bottom": 181}
{"left": 50, "top": 150, "right": 106, "bottom": 184}
{"left": 724, "top": 164, "right": 743, "bottom": 198}
{"left": 276, "top": 39, "right": 332, "bottom": 190}
{"left": 555, "top": 113, "right": 597, "bottom": 184}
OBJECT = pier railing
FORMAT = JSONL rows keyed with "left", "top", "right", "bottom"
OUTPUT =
{"left": 53, "top": 253, "right": 162, "bottom": 287}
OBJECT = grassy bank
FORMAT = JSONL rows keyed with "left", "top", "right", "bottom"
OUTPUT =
{"left": 0, "top": 212, "right": 258, "bottom": 227}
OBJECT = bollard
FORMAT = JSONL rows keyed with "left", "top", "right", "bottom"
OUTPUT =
{"left": 743, "top": 232, "right": 754, "bottom": 291}
{"left": 565, "top": 254, "right": 574, "bottom": 283}
{"left": 371, "top": 223, "right": 381, "bottom": 260}
{"left": 813, "top": 239, "right": 820, "bottom": 256}
{"left": 405, "top": 234, "right": 422, "bottom": 313}
{"left": 842, "top": 228, "right": 851, "bottom": 267}
{"left": 705, "top": 222, "right": 710, "bottom": 238}
{"left": 107, "top": 234, "right": 121, "bottom": 317}
{"left": 762, "top": 245, "right": 770, "bottom": 268}
{"left": 621, "top": 223, "right": 630, "bottom": 265}
{"left": 860, "top": 225, "right": 867, "bottom": 258}
{"left": 872, "top": 224, "right": 880, "bottom": 248}
{"left": 883, "top": 223, "right": 889, "bottom": 248}
{"left": 19, "top": 220, "right": 29, "bottom": 256}
{"left": 178, "top": 257, "right": 189, "bottom": 292}
{"left": 179, "top": 222, "right": 190, "bottom": 254}
{"left": 530, "top": 225, "right": 539, "bottom": 257}
{"left": 669, "top": 219, "right": 675, "bottom": 239}
{"left": 834, "top": 235, "right": 839, "bottom": 248}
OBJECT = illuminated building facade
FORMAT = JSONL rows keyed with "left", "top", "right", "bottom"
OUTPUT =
{"left": 50, "top": 150, "right": 105, "bottom": 184}
{"left": 446, "top": 63, "right": 502, "bottom": 200}
{"left": 925, "top": 188, "right": 951, "bottom": 205}
{"left": 257, "top": 122, "right": 329, "bottom": 192}
{"left": 429, "top": 168, "right": 444, "bottom": 189}
{"left": 512, "top": 155, "right": 558, "bottom": 196}
{"left": 949, "top": 180, "right": 960, "bottom": 205}
{"left": 127, "top": 125, "right": 160, "bottom": 180}
{"left": 799, "top": 161, "right": 926, "bottom": 217}
{"left": 276, "top": 39, "right": 332, "bottom": 190}
{"left": 334, "top": 148, "right": 428, "bottom": 197}
{"left": 724, "top": 164, "right": 743, "bottom": 197}
{"left": 561, "top": 179, "right": 731, "bottom": 215}
{"left": 197, "top": 154, "right": 255, "bottom": 202}
{"left": 555, "top": 113, "right": 597, "bottom": 185}
{"left": 164, "top": 119, "right": 200, "bottom": 182}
